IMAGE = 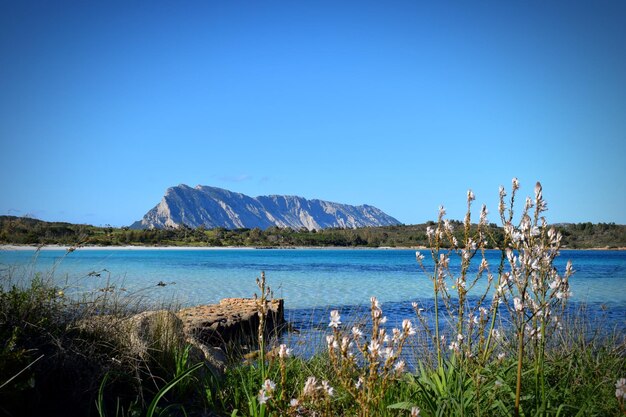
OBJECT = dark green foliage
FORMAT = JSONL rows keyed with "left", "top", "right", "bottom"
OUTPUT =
{"left": 2, "top": 216, "right": 624, "bottom": 248}
{"left": 555, "top": 222, "right": 626, "bottom": 249}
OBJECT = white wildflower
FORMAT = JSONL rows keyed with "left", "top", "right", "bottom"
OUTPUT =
{"left": 535, "top": 181, "right": 542, "bottom": 200}
{"left": 382, "top": 346, "right": 394, "bottom": 361}
{"left": 553, "top": 316, "right": 563, "bottom": 330}
{"left": 379, "top": 328, "right": 388, "bottom": 343}
{"left": 548, "top": 227, "right": 556, "bottom": 240}
{"left": 321, "top": 380, "right": 334, "bottom": 397}
{"left": 258, "top": 389, "right": 271, "bottom": 404}
{"left": 394, "top": 360, "right": 406, "bottom": 374}
{"left": 341, "top": 336, "right": 351, "bottom": 351}
{"left": 352, "top": 326, "right": 364, "bottom": 339}
{"left": 530, "top": 258, "right": 540, "bottom": 271}
{"left": 303, "top": 376, "right": 318, "bottom": 396}
{"left": 258, "top": 379, "right": 275, "bottom": 404}
{"left": 290, "top": 398, "right": 299, "bottom": 407}
{"left": 514, "top": 297, "right": 523, "bottom": 312}
{"left": 524, "top": 324, "right": 540, "bottom": 340}
{"left": 456, "top": 278, "right": 467, "bottom": 289}
{"left": 263, "top": 379, "right": 276, "bottom": 392}
{"left": 278, "top": 344, "right": 292, "bottom": 359}
{"left": 616, "top": 378, "right": 626, "bottom": 400}
{"left": 439, "top": 253, "right": 449, "bottom": 268}
{"left": 549, "top": 278, "right": 560, "bottom": 290}
{"left": 479, "top": 205, "right": 488, "bottom": 225}
{"left": 402, "top": 319, "right": 416, "bottom": 336}
{"left": 368, "top": 339, "right": 380, "bottom": 356}
{"left": 556, "top": 290, "right": 572, "bottom": 299}
{"left": 392, "top": 328, "right": 402, "bottom": 342}
{"left": 412, "top": 301, "right": 425, "bottom": 314}
{"left": 411, "top": 406, "right": 421, "bottom": 416}
{"left": 415, "top": 251, "right": 425, "bottom": 262}
{"left": 329, "top": 310, "right": 341, "bottom": 328}
{"left": 467, "top": 189, "right": 475, "bottom": 202}
{"left": 524, "top": 196, "right": 533, "bottom": 211}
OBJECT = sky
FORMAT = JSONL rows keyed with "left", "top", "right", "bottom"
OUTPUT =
{"left": 1, "top": 1, "right": 625, "bottom": 227}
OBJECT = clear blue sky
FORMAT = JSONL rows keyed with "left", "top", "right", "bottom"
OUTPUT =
{"left": 1, "top": 1, "right": 625, "bottom": 226}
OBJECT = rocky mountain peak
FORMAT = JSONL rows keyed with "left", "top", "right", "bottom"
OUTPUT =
{"left": 130, "top": 184, "right": 401, "bottom": 230}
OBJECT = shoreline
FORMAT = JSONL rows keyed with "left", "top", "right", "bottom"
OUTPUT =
{"left": 1, "top": 244, "right": 624, "bottom": 251}
{"left": 0, "top": 244, "right": 427, "bottom": 251}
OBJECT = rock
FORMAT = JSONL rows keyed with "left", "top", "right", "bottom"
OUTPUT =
{"left": 124, "top": 310, "right": 185, "bottom": 357}
{"left": 76, "top": 297, "right": 285, "bottom": 377}
{"left": 187, "top": 337, "right": 226, "bottom": 375}
{"left": 178, "top": 298, "right": 285, "bottom": 349}
{"left": 130, "top": 184, "right": 401, "bottom": 230}
{"left": 77, "top": 310, "right": 227, "bottom": 376}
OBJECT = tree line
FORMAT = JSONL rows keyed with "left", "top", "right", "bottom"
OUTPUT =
{"left": 0, "top": 216, "right": 624, "bottom": 249}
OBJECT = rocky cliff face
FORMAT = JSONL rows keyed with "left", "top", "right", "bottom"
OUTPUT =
{"left": 130, "top": 184, "right": 401, "bottom": 230}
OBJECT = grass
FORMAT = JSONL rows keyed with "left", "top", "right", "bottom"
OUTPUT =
{"left": 0, "top": 258, "right": 198, "bottom": 417}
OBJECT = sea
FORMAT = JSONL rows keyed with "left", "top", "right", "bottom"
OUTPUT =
{"left": 1, "top": 248, "right": 624, "bottom": 352}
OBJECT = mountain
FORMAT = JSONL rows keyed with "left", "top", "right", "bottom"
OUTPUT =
{"left": 130, "top": 185, "right": 401, "bottom": 230}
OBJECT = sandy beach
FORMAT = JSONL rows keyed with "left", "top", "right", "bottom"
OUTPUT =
{"left": 1, "top": 244, "right": 622, "bottom": 252}
{"left": 0, "top": 244, "right": 434, "bottom": 251}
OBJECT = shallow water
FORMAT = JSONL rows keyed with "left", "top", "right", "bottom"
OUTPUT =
{"left": 1, "top": 248, "right": 624, "bottom": 308}
{"left": 2, "top": 247, "right": 624, "bottom": 358}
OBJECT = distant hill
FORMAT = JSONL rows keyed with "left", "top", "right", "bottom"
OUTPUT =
{"left": 130, "top": 184, "right": 402, "bottom": 230}
{"left": 1, "top": 215, "right": 624, "bottom": 249}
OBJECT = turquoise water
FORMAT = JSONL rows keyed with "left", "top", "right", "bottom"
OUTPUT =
{"left": 1, "top": 248, "right": 625, "bottom": 310}
{"left": 3, "top": 247, "right": 623, "bottom": 359}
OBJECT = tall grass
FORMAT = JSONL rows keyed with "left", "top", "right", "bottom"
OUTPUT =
{"left": 0, "top": 249, "right": 195, "bottom": 417}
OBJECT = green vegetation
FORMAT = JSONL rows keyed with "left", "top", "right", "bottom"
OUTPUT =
{"left": 1, "top": 216, "right": 625, "bottom": 249}
{"left": 0, "top": 266, "right": 204, "bottom": 417}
